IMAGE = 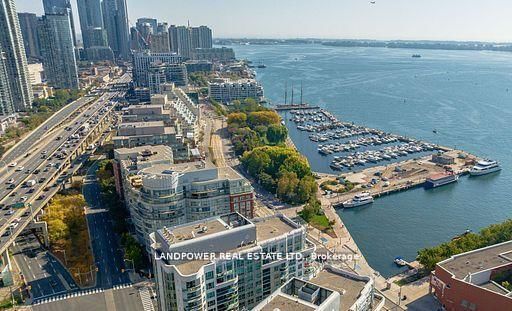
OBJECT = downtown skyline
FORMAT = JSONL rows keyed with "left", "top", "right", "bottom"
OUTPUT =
{"left": 14, "top": 0, "right": 512, "bottom": 43}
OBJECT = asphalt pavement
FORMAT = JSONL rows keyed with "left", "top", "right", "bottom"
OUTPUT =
{"left": 10, "top": 233, "right": 78, "bottom": 301}
{"left": 82, "top": 161, "right": 130, "bottom": 289}
{"left": 0, "top": 89, "right": 122, "bottom": 254}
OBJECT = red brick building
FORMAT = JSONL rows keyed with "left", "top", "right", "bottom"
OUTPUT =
{"left": 430, "top": 241, "right": 512, "bottom": 311}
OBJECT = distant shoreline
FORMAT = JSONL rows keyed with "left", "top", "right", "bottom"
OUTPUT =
{"left": 215, "top": 38, "right": 512, "bottom": 53}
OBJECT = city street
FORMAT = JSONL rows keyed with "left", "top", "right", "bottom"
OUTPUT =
{"left": 11, "top": 233, "right": 78, "bottom": 301}
{"left": 32, "top": 284, "right": 149, "bottom": 311}
{"left": 82, "top": 161, "right": 130, "bottom": 289}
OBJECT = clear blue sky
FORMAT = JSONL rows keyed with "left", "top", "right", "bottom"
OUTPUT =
{"left": 15, "top": 0, "right": 512, "bottom": 42}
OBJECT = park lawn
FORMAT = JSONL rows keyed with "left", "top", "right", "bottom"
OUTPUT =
{"left": 305, "top": 214, "right": 336, "bottom": 238}
{"left": 42, "top": 194, "right": 95, "bottom": 286}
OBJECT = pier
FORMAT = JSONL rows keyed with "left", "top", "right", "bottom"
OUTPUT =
{"left": 273, "top": 103, "right": 320, "bottom": 111}
{"left": 317, "top": 149, "right": 479, "bottom": 209}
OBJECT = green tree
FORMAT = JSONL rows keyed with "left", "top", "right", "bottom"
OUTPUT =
{"left": 277, "top": 171, "right": 299, "bottom": 202}
{"left": 267, "top": 124, "right": 288, "bottom": 144}
{"left": 244, "top": 148, "right": 271, "bottom": 176}
{"left": 247, "top": 111, "right": 281, "bottom": 127}
{"left": 227, "top": 112, "right": 247, "bottom": 128}
{"left": 297, "top": 175, "right": 318, "bottom": 203}
{"left": 258, "top": 172, "right": 276, "bottom": 191}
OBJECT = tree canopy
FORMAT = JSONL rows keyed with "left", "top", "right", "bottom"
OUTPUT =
{"left": 241, "top": 146, "right": 317, "bottom": 204}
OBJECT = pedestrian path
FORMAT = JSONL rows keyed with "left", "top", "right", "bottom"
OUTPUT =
{"left": 138, "top": 287, "right": 155, "bottom": 311}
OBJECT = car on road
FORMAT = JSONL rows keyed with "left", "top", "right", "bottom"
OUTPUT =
{"left": 8, "top": 162, "right": 17, "bottom": 167}
{"left": 24, "top": 169, "right": 31, "bottom": 174}
{"left": 9, "top": 192, "right": 17, "bottom": 197}
{"left": 7, "top": 184, "right": 15, "bottom": 189}
{"left": 5, "top": 210, "right": 14, "bottom": 216}
{"left": 27, "top": 189, "right": 35, "bottom": 194}
{"left": 20, "top": 196, "right": 28, "bottom": 202}
{"left": 7, "top": 178, "right": 14, "bottom": 184}
{"left": 38, "top": 177, "right": 46, "bottom": 183}
{"left": 34, "top": 169, "right": 40, "bottom": 174}
{"left": 15, "top": 166, "right": 24, "bottom": 171}
{"left": 25, "top": 180, "right": 36, "bottom": 187}
{"left": 37, "top": 194, "right": 46, "bottom": 200}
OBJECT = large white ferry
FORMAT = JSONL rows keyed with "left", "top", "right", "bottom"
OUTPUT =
{"left": 341, "top": 192, "right": 374, "bottom": 208}
{"left": 470, "top": 160, "right": 501, "bottom": 176}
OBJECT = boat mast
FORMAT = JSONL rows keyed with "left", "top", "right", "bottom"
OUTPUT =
{"left": 300, "top": 81, "right": 303, "bottom": 104}
{"left": 284, "top": 81, "right": 288, "bottom": 105}
{"left": 291, "top": 83, "right": 294, "bottom": 105}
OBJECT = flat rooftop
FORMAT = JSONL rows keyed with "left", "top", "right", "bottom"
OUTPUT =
{"left": 439, "top": 241, "right": 512, "bottom": 279}
{"left": 164, "top": 215, "right": 300, "bottom": 275}
{"left": 260, "top": 295, "right": 315, "bottom": 311}
{"left": 218, "top": 166, "right": 245, "bottom": 180}
{"left": 254, "top": 216, "right": 299, "bottom": 241}
{"left": 310, "top": 269, "right": 367, "bottom": 311}
{"left": 140, "top": 161, "right": 214, "bottom": 175}
{"left": 116, "top": 145, "right": 173, "bottom": 160}
{"left": 480, "top": 281, "right": 510, "bottom": 295}
{"left": 166, "top": 218, "right": 230, "bottom": 243}
{"left": 119, "top": 120, "right": 164, "bottom": 128}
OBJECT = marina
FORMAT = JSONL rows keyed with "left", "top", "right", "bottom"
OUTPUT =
{"left": 286, "top": 107, "right": 444, "bottom": 173}
{"left": 235, "top": 43, "right": 510, "bottom": 278}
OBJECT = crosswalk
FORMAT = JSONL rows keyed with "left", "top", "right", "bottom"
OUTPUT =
{"left": 32, "top": 283, "right": 133, "bottom": 306}
{"left": 138, "top": 287, "right": 155, "bottom": 311}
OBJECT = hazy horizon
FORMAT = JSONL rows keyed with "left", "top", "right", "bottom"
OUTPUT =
{"left": 15, "top": 0, "right": 512, "bottom": 43}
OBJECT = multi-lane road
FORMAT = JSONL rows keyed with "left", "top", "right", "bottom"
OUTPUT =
{"left": 83, "top": 161, "right": 130, "bottom": 289}
{"left": 0, "top": 75, "right": 130, "bottom": 255}
{"left": 0, "top": 96, "right": 95, "bottom": 167}
{"left": 0, "top": 92, "right": 117, "bottom": 251}
{"left": 11, "top": 233, "right": 78, "bottom": 300}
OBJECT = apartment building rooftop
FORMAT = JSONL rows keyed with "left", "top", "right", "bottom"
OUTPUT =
{"left": 438, "top": 240, "right": 512, "bottom": 279}
{"left": 115, "top": 145, "right": 173, "bottom": 162}
{"left": 255, "top": 216, "right": 298, "bottom": 241}
{"left": 163, "top": 217, "right": 233, "bottom": 244}
{"left": 310, "top": 268, "right": 369, "bottom": 311}
{"left": 255, "top": 277, "right": 340, "bottom": 311}
{"left": 140, "top": 161, "right": 213, "bottom": 176}
{"left": 260, "top": 296, "right": 316, "bottom": 311}
{"left": 119, "top": 120, "right": 164, "bottom": 128}
{"left": 154, "top": 214, "right": 303, "bottom": 276}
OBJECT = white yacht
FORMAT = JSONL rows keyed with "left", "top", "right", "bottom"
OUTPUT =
{"left": 470, "top": 160, "right": 501, "bottom": 176}
{"left": 342, "top": 192, "right": 374, "bottom": 208}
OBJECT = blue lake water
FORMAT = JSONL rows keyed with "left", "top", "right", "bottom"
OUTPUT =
{"left": 232, "top": 44, "right": 512, "bottom": 277}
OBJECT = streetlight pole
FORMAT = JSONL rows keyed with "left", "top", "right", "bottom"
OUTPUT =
{"left": 124, "top": 258, "right": 135, "bottom": 271}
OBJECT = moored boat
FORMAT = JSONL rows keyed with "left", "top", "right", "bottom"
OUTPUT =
{"left": 469, "top": 159, "right": 501, "bottom": 176}
{"left": 342, "top": 192, "right": 374, "bottom": 208}
{"left": 425, "top": 172, "right": 459, "bottom": 188}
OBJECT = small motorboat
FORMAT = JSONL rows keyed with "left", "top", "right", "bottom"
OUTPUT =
{"left": 394, "top": 256, "right": 408, "bottom": 266}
